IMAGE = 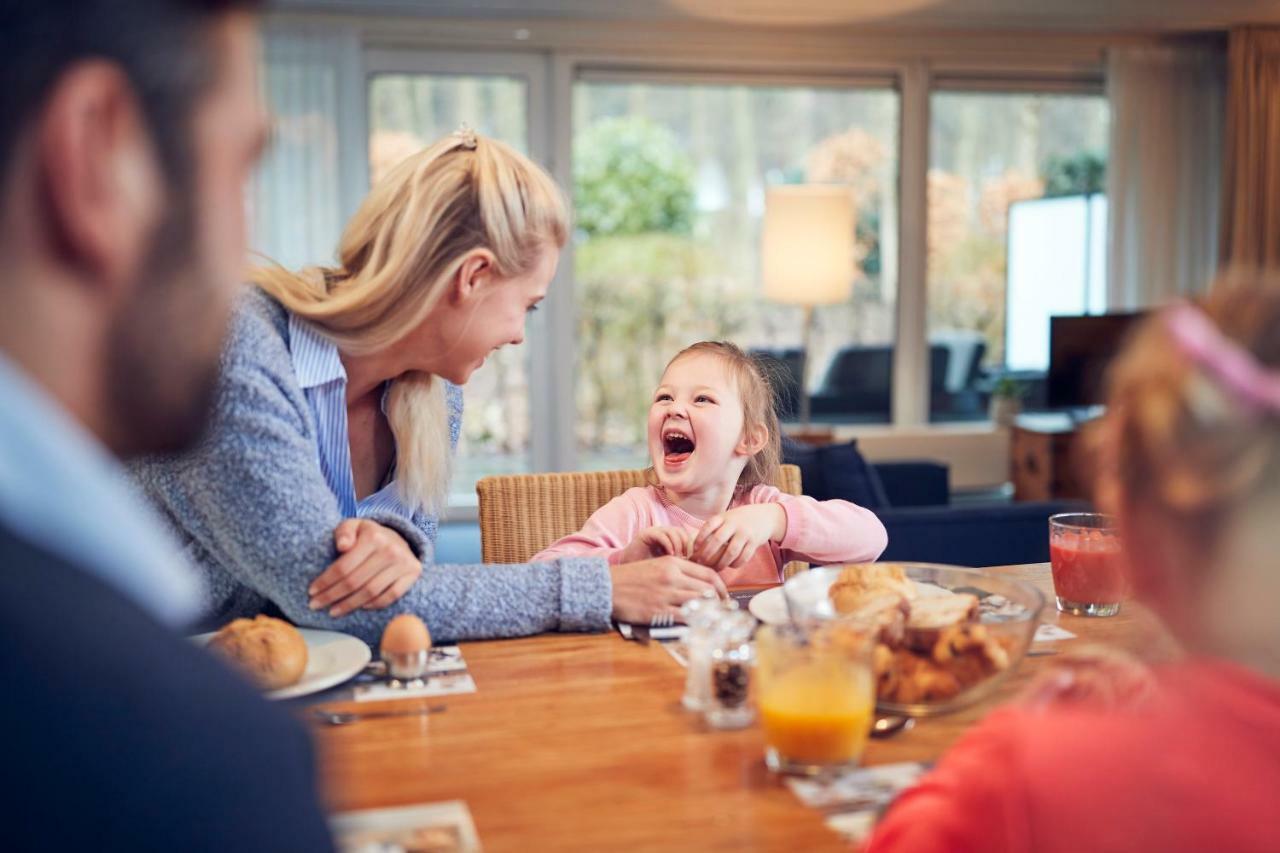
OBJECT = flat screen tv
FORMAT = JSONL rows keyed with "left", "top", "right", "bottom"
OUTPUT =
{"left": 1046, "top": 312, "right": 1146, "bottom": 410}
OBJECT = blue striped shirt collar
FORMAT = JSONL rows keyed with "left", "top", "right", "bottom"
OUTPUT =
{"left": 0, "top": 354, "right": 203, "bottom": 627}
{"left": 288, "top": 313, "right": 345, "bottom": 390}
{"left": 285, "top": 309, "right": 412, "bottom": 521}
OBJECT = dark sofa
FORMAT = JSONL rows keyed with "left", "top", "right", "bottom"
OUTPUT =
{"left": 783, "top": 439, "right": 1086, "bottom": 567}
{"left": 435, "top": 441, "right": 1085, "bottom": 568}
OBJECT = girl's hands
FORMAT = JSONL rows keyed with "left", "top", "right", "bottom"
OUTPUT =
{"left": 615, "top": 525, "right": 695, "bottom": 564}
{"left": 692, "top": 504, "right": 787, "bottom": 571}
{"left": 308, "top": 519, "right": 422, "bottom": 617}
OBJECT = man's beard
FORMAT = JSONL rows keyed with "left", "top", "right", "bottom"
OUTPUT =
{"left": 105, "top": 197, "right": 230, "bottom": 459}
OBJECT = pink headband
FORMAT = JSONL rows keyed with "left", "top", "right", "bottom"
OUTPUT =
{"left": 1163, "top": 303, "right": 1280, "bottom": 415}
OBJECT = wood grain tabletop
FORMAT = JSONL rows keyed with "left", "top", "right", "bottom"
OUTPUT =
{"left": 309, "top": 563, "right": 1176, "bottom": 852}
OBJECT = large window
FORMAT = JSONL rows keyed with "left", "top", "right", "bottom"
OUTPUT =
{"left": 573, "top": 78, "right": 900, "bottom": 468}
{"left": 927, "top": 90, "right": 1109, "bottom": 421}
{"left": 368, "top": 70, "right": 539, "bottom": 503}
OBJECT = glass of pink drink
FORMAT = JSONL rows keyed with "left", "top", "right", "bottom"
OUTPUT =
{"left": 1049, "top": 513, "right": 1127, "bottom": 617}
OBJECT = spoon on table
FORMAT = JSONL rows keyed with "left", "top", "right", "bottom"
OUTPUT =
{"left": 871, "top": 715, "right": 914, "bottom": 738}
{"left": 311, "top": 704, "right": 447, "bottom": 726}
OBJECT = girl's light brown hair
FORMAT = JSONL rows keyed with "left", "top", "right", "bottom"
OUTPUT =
{"left": 250, "top": 132, "right": 568, "bottom": 513}
{"left": 1100, "top": 272, "right": 1280, "bottom": 572}
{"left": 664, "top": 341, "right": 782, "bottom": 491}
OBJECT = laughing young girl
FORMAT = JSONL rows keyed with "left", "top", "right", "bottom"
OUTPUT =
{"left": 534, "top": 341, "right": 887, "bottom": 586}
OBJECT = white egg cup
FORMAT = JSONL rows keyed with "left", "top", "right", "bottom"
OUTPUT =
{"left": 381, "top": 648, "right": 430, "bottom": 689}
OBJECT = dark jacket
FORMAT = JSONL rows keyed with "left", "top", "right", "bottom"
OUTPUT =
{"left": 0, "top": 523, "right": 335, "bottom": 852}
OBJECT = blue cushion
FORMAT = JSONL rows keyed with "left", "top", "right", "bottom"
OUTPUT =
{"left": 782, "top": 437, "right": 889, "bottom": 510}
{"left": 876, "top": 500, "right": 1089, "bottom": 566}
{"left": 819, "top": 441, "right": 890, "bottom": 509}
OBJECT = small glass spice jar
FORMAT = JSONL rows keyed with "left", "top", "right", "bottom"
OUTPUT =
{"left": 704, "top": 610, "right": 757, "bottom": 730}
{"left": 680, "top": 592, "right": 734, "bottom": 712}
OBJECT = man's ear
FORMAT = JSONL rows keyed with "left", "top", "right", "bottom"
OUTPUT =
{"left": 736, "top": 423, "right": 769, "bottom": 457}
{"left": 38, "top": 60, "right": 162, "bottom": 299}
{"left": 449, "top": 249, "right": 496, "bottom": 304}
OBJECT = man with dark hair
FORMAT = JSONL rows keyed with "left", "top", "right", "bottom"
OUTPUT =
{"left": 0, "top": 2, "right": 334, "bottom": 849}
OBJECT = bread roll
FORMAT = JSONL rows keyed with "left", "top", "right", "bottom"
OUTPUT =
{"left": 828, "top": 563, "right": 916, "bottom": 615}
{"left": 208, "top": 615, "right": 308, "bottom": 690}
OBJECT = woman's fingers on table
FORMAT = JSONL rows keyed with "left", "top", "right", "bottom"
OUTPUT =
{"left": 310, "top": 536, "right": 381, "bottom": 609}
{"left": 609, "top": 556, "right": 727, "bottom": 623}
{"left": 363, "top": 573, "right": 419, "bottom": 611}
{"left": 310, "top": 519, "right": 421, "bottom": 613}
{"left": 676, "top": 561, "right": 728, "bottom": 598}
{"left": 326, "top": 562, "right": 402, "bottom": 616}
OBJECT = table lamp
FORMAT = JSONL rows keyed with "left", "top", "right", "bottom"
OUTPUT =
{"left": 761, "top": 185, "right": 855, "bottom": 427}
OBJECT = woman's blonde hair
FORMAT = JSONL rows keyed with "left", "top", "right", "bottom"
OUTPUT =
{"left": 660, "top": 341, "right": 782, "bottom": 492}
{"left": 1101, "top": 272, "right": 1280, "bottom": 576}
{"left": 251, "top": 132, "right": 568, "bottom": 513}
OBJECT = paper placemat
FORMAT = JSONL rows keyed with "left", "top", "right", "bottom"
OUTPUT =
{"left": 787, "top": 761, "right": 929, "bottom": 845}
{"left": 354, "top": 672, "right": 477, "bottom": 702}
{"left": 352, "top": 645, "right": 477, "bottom": 703}
{"left": 1034, "top": 623, "right": 1076, "bottom": 642}
{"left": 331, "top": 799, "right": 481, "bottom": 852}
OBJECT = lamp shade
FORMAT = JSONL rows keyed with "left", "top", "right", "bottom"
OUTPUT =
{"left": 761, "top": 185, "right": 855, "bottom": 306}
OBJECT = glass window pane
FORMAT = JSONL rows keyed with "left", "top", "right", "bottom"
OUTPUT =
{"left": 368, "top": 73, "right": 533, "bottom": 504}
{"left": 573, "top": 80, "right": 899, "bottom": 469}
{"left": 927, "top": 91, "right": 1109, "bottom": 422}
{"left": 250, "top": 33, "right": 344, "bottom": 270}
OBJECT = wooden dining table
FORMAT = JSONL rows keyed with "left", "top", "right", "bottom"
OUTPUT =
{"left": 310, "top": 563, "right": 1177, "bottom": 852}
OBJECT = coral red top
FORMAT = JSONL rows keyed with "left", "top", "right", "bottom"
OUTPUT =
{"left": 865, "top": 658, "right": 1280, "bottom": 853}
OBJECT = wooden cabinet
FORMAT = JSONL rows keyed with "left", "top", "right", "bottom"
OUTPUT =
{"left": 1010, "top": 414, "right": 1087, "bottom": 501}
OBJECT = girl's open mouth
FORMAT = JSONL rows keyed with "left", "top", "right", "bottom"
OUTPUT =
{"left": 662, "top": 427, "right": 696, "bottom": 466}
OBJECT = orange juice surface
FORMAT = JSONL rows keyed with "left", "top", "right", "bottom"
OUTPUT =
{"left": 758, "top": 664, "right": 873, "bottom": 765}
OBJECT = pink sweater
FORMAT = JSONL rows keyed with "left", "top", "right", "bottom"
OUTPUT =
{"left": 532, "top": 484, "right": 888, "bottom": 586}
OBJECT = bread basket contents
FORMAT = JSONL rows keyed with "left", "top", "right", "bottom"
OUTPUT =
{"left": 828, "top": 564, "right": 1022, "bottom": 707}
{"left": 207, "top": 615, "right": 308, "bottom": 690}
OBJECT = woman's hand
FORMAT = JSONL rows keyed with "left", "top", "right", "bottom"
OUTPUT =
{"left": 609, "top": 556, "right": 728, "bottom": 625}
{"left": 614, "top": 525, "right": 695, "bottom": 564}
{"left": 691, "top": 504, "right": 787, "bottom": 570}
{"left": 308, "top": 519, "right": 422, "bottom": 617}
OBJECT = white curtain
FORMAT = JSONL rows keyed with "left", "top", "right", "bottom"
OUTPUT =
{"left": 248, "top": 25, "right": 357, "bottom": 271}
{"left": 1105, "top": 44, "right": 1226, "bottom": 309}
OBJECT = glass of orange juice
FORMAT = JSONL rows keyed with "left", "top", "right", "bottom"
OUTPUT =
{"left": 755, "top": 619, "right": 874, "bottom": 776}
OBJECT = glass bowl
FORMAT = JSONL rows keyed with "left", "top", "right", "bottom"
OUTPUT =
{"left": 782, "top": 562, "right": 1045, "bottom": 717}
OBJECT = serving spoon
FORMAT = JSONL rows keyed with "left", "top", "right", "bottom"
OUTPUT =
{"left": 871, "top": 714, "right": 914, "bottom": 738}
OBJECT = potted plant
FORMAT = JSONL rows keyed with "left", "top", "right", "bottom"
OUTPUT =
{"left": 989, "top": 376, "right": 1026, "bottom": 426}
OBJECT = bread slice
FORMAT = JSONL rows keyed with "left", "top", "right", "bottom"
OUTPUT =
{"left": 903, "top": 593, "right": 979, "bottom": 652}
{"left": 828, "top": 563, "right": 916, "bottom": 615}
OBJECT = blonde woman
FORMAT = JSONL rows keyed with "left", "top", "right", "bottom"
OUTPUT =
{"left": 132, "top": 130, "right": 726, "bottom": 642}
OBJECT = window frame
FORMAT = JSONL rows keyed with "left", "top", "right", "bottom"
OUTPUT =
{"left": 279, "top": 11, "right": 1117, "bottom": 508}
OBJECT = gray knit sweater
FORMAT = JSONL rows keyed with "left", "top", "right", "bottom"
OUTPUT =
{"left": 131, "top": 289, "right": 612, "bottom": 643}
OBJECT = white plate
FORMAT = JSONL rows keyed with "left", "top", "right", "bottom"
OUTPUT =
{"left": 192, "top": 627, "right": 371, "bottom": 700}
{"left": 748, "top": 579, "right": 951, "bottom": 626}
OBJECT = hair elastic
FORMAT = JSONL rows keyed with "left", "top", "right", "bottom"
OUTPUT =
{"left": 1163, "top": 302, "right": 1280, "bottom": 415}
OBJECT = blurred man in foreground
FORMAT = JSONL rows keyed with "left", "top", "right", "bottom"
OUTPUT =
{"left": 0, "top": 2, "right": 333, "bottom": 849}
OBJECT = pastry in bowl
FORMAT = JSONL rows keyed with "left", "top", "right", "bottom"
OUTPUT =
{"left": 829, "top": 563, "right": 916, "bottom": 614}
{"left": 207, "top": 615, "right": 308, "bottom": 690}
{"left": 817, "top": 563, "right": 1039, "bottom": 713}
